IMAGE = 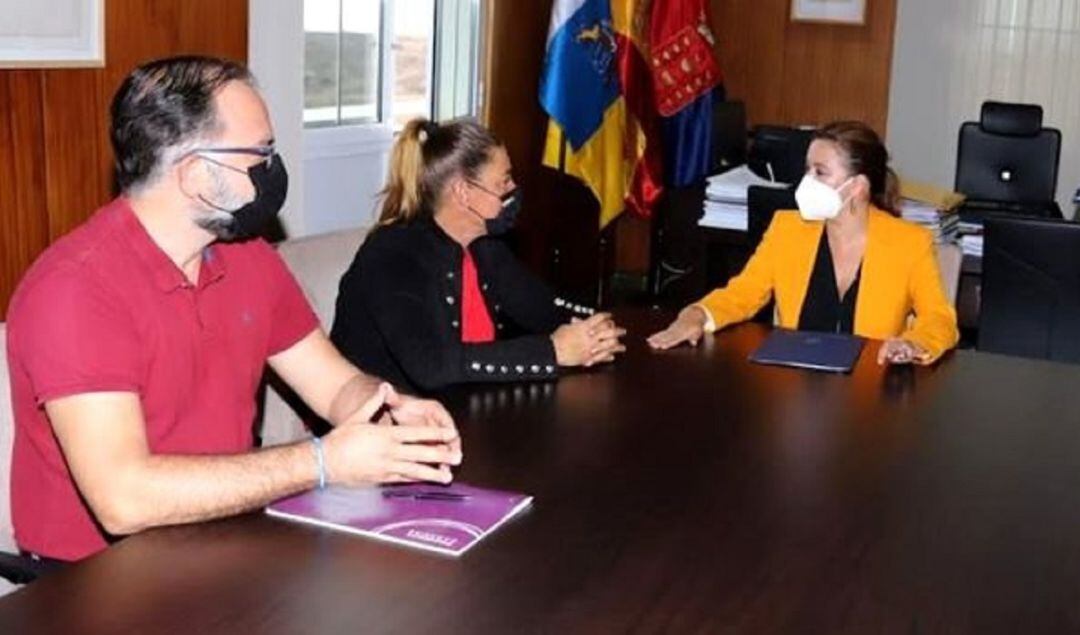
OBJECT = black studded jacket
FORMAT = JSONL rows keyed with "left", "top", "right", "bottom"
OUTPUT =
{"left": 330, "top": 216, "right": 594, "bottom": 394}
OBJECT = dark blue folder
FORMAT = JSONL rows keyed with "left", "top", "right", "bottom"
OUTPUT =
{"left": 748, "top": 329, "right": 865, "bottom": 373}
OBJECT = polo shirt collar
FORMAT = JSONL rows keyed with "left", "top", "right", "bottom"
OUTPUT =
{"left": 199, "top": 245, "right": 227, "bottom": 288}
{"left": 113, "top": 198, "right": 227, "bottom": 293}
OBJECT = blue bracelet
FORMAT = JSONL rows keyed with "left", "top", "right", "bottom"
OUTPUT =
{"left": 311, "top": 436, "right": 326, "bottom": 489}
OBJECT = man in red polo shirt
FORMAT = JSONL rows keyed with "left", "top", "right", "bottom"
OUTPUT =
{"left": 5, "top": 56, "right": 462, "bottom": 563}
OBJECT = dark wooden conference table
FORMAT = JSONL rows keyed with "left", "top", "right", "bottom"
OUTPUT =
{"left": 3, "top": 309, "right": 1080, "bottom": 633}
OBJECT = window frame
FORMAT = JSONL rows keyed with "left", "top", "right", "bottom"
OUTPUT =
{"left": 303, "top": 0, "right": 482, "bottom": 131}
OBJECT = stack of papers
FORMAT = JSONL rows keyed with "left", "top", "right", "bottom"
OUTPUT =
{"left": 958, "top": 220, "right": 983, "bottom": 234}
{"left": 899, "top": 199, "right": 960, "bottom": 244}
{"left": 705, "top": 165, "right": 787, "bottom": 204}
{"left": 960, "top": 233, "right": 983, "bottom": 258}
{"left": 897, "top": 179, "right": 965, "bottom": 245}
{"left": 701, "top": 200, "right": 749, "bottom": 231}
{"left": 898, "top": 179, "right": 966, "bottom": 212}
{"left": 700, "top": 165, "right": 787, "bottom": 231}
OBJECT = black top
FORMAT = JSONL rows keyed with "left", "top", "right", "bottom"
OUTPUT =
{"left": 330, "top": 216, "right": 594, "bottom": 394}
{"left": 797, "top": 231, "right": 862, "bottom": 334}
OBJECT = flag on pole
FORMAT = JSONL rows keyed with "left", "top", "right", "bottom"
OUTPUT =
{"left": 539, "top": 0, "right": 722, "bottom": 227}
{"left": 650, "top": 0, "right": 723, "bottom": 187}
{"left": 539, "top": 0, "right": 642, "bottom": 229}
{"left": 614, "top": 0, "right": 664, "bottom": 219}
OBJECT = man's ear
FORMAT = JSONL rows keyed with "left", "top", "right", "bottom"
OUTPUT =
{"left": 175, "top": 155, "right": 204, "bottom": 200}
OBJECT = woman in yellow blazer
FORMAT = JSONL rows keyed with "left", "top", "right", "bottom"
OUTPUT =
{"left": 648, "top": 121, "right": 959, "bottom": 365}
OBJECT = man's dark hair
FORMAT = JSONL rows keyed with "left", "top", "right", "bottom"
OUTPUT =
{"left": 110, "top": 55, "right": 253, "bottom": 192}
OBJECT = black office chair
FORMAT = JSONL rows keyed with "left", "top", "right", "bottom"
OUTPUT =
{"left": 711, "top": 100, "right": 748, "bottom": 174}
{"left": 649, "top": 100, "right": 749, "bottom": 308}
{"left": 978, "top": 215, "right": 1080, "bottom": 363}
{"left": 747, "top": 185, "right": 798, "bottom": 249}
{"left": 747, "top": 125, "right": 813, "bottom": 185}
{"left": 955, "top": 101, "right": 1062, "bottom": 222}
{"left": 745, "top": 185, "right": 797, "bottom": 323}
{"left": 650, "top": 184, "right": 708, "bottom": 308}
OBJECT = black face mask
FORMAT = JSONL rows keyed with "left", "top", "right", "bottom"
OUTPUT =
{"left": 199, "top": 153, "right": 289, "bottom": 241}
{"left": 469, "top": 182, "right": 522, "bottom": 236}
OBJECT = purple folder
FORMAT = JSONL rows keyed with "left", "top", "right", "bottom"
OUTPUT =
{"left": 266, "top": 483, "right": 533, "bottom": 557}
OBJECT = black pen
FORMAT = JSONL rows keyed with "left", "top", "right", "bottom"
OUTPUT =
{"left": 381, "top": 490, "right": 471, "bottom": 502}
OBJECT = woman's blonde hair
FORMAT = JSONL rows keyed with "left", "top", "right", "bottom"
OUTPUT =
{"left": 378, "top": 117, "right": 501, "bottom": 225}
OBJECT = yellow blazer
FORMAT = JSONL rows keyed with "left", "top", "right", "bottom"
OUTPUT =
{"left": 697, "top": 208, "right": 960, "bottom": 364}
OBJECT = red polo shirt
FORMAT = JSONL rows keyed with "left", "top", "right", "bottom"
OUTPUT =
{"left": 5, "top": 198, "right": 319, "bottom": 561}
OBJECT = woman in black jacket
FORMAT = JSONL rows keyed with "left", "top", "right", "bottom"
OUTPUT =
{"left": 330, "top": 118, "right": 625, "bottom": 394}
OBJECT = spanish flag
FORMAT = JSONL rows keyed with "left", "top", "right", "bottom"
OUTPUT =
{"left": 539, "top": 0, "right": 658, "bottom": 229}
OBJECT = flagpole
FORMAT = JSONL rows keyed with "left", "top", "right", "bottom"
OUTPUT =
{"left": 558, "top": 129, "right": 567, "bottom": 173}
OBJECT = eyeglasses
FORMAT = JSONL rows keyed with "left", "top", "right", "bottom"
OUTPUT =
{"left": 468, "top": 177, "right": 516, "bottom": 198}
{"left": 182, "top": 145, "right": 277, "bottom": 173}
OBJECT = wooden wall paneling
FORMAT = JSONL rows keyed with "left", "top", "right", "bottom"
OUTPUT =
{"left": 41, "top": 70, "right": 113, "bottom": 242}
{"left": 0, "top": 0, "right": 250, "bottom": 315}
{"left": 0, "top": 73, "right": 51, "bottom": 317}
{"left": 483, "top": 0, "right": 555, "bottom": 272}
{"left": 710, "top": 0, "right": 897, "bottom": 133}
{"left": 99, "top": 0, "right": 247, "bottom": 122}
{"left": 711, "top": 0, "right": 789, "bottom": 127}
{"left": 103, "top": 0, "right": 183, "bottom": 98}
{"left": 482, "top": 0, "right": 550, "bottom": 173}
{"left": 182, "top": 1, "right": 249, "bottom": 62}
{"left": 780, "top": 0, "right": 897, "bottom": 134}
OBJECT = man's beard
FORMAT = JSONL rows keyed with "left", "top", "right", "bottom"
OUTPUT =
{"left": 195, "top": 209, "right": 239, "bottom": 241}
{"left": 194, "top": 166, "right": 247, "bottom": 241}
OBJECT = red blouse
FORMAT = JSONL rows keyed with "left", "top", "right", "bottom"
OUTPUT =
{"left": 460, "top": 250, "right": 495, "bottom": 343}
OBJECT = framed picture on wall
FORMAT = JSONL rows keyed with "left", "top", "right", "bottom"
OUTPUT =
{"left": 791, "top": 0, "right": 867, "bottom": 25}
{"left": 0, "top": 0, "right": 105, "bottom": 68}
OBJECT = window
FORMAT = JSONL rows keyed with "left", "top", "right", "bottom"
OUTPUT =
{"left": 304, "top": 0, "right": 484, "bottom": 128}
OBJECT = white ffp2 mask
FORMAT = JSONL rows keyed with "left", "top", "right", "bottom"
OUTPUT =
{"left": 795, "top": 174, "right": 853, "bottom": 221}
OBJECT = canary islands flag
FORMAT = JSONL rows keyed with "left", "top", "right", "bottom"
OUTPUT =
{"left": 539, "top": 0, "right": 642, "bottom": 228}
{"left": 651, "top": 0, "right": 723, "bottom": 187}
